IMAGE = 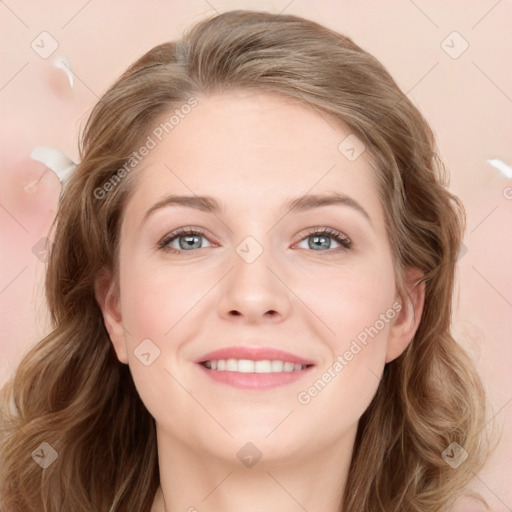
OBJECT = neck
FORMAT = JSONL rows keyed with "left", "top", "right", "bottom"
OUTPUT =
{"left": 151, "top": 426, "right": 356, "bottom": 512}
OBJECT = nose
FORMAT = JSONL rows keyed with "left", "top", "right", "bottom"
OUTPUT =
{"left": 216, "top": 238, "right": 292, "bottom": 325}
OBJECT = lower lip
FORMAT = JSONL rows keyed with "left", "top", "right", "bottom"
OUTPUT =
{"left": 196, "top": 364, "right": 315, "bottom": 390}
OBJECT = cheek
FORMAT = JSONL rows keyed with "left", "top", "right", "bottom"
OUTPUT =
{"left": 296, "top": 253, "right": 396, "bottom": 348}
{"left": 294, "top": 256, "right": 396, "bottom": 424}
{"left": 115, "top": 257, "right": 188, "bottom": 424}
{"left": 115, "top": 254, "right": 215, "bottom": 416}
{"left": 118, "top": 255, "right": 189, "bottom": 340}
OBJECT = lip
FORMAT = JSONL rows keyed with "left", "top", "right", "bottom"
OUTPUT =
{"left": 194, "top": 346, "right": 316, "bottom": 390}
{"left": 196, "top": 364, "right": 314, "bottom": 390}
{"left": 194, "top": 346, "right": 315, "bottom": 366}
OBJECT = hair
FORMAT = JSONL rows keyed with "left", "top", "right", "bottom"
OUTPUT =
{"left": 0, "top": 9, "right": 490, "bottom": 512}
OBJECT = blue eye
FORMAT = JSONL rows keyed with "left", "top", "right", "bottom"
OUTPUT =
{"left": 297, "top": 227, "right": 352, "bottom": 252}
{"left": 158, "top": 227, "right": 213, "bottom": 253}
{"left": 158, "top": 226, "right": 352, "bottom": 254}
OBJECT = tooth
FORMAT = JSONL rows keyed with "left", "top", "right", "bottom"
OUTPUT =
{"left": 226, "top": 359, "right": 238, "bottom": 371}
{"left": 255, "top": 360, "right": 272, "bottom": 373}
{"left": 271, "top": 360, "right": 284, "bottom": 372}
{"left": 238, "top": 359, "right": 255, "bottom": 373}
{"left": 283, "top": 362, "right": 295, "bottom": 372}
{"left": 206, "top": 358, "right": 306, "bottom": 373}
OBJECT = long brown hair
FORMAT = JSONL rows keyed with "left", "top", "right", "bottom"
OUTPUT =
{"left": 0, "top": 10, "right": 489, "bottom": 511}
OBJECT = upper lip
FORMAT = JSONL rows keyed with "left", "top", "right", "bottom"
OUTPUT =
{"left": 195, "top": 346, "right": 315, "bottom": 366}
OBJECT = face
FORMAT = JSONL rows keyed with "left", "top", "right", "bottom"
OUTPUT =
{"left": 96, "top": 90, "right": 423, "bottom": 465}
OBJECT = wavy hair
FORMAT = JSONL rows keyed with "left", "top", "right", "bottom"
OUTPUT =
{"left": 0, "top": 9, "right": 489, "bottom": 511}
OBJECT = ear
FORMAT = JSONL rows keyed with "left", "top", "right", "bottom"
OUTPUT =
{"left": 385, "top": 268, "right": 426, "bottom": 363}
{"left": 94, "top": 268, "right": 128, "bottom": 364}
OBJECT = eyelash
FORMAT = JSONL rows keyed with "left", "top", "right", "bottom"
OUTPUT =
{"left": 158, "top": 226, "right": 352, "bottom": 255}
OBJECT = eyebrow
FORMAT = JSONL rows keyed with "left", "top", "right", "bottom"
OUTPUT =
{"left": 142, "top": 192, "right": 372, "bottom": 226}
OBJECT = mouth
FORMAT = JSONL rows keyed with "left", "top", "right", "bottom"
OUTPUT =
{"left": 195, "top": 346, "right": 315, "bottom": 390}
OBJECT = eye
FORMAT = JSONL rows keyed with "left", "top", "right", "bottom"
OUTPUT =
{"left": 158, "top": 226, "right": 352, "bottom": 255}
{"left": 158, "top": 227, "right": 213, "bottom": 254}
{"left": 295, "top": 227, "right": 352, "bottom": 253}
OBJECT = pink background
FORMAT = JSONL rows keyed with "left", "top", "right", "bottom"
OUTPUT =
{"left": 1, "top": 0, "right": 511, "bottom": 507}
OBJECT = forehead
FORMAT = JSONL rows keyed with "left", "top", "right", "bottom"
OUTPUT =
{"left": 123, "top": 90, "right": 384, "bottom": 227}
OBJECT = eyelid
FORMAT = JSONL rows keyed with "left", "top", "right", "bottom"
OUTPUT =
{"left": 300, "top": 226, "right": 351, "bottom": 241}
{"left": 158, "top": 225, "right": 213, "bottom": 248}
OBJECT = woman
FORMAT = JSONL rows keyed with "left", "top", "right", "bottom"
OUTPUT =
{"left": 0, "top": 9, "right": 489, "bottom": 511}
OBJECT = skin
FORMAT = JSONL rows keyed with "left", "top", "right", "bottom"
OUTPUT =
{"left": 95, "top": 89, "right": 425, "bottom": 512}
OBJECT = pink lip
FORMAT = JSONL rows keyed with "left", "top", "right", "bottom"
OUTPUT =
{"left": 194, "top": 346, "right": 316, "bottom": 390}
{"left": 194, "top": 346, "right": 315, "bottom": 366}
{"left": 196, "top": 364, "right": 314, "bottom": 390}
